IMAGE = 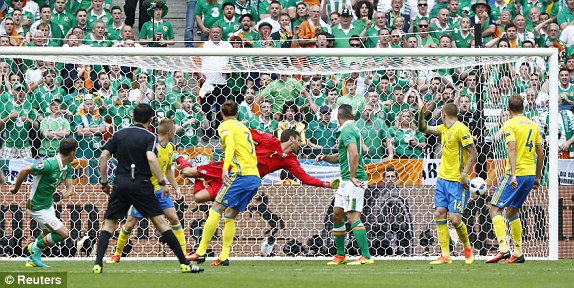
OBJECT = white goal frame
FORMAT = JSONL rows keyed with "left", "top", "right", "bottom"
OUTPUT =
{"left": 0, "top": 47, "right": 560, "bottom": 261}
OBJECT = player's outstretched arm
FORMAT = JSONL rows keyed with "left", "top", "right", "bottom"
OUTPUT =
{"left": 10, "top": 166, "right": 33, "bottom": 194}
{"left": 316, "top": 153, "right": 339, "bottom": 164}
{"left": 284, "top": 156, "right": 330, "bottom": 187}
{"left": 417, "top": 95, "right": 440, "bottom": 136}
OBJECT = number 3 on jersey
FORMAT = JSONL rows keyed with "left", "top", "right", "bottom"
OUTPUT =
{"left": 244, "top": 131, "right": 255, "bottom": 154}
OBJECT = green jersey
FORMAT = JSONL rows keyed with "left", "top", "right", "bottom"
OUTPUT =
{"left": 305, "top": 120, "right": 338, "bottom": 148}
{"left": 51, "top": 11, "right": 76, "bottom": 35}
{"left": 174, "top": 109, "right": 204, "bottom": 148}
{"left": 213, "top": 17, "right": 240, "bottom": 41}
{"left": 104, "top": 102, "right": 136, "bottom": 130}
{"left": 196, "top": 0, "right": 223, "bottom": 29}
{"left": 28, "top": 156, "right": 73, "bottom": 211}
{"left": 150, "top": 99, "right": 176, "bottom": 120}
{"left": 86, "top": 10, "right": 110, "bottom": 32}
{"left": 247, "top": 116, "right": 278, "bottom": 135}
{"left": 140, "top": 20, "right": 175, "bottom": 47}
{"left": 331, "top": 24, "right": 364, "bottom": 48}
{"left": 33, "top": 86, "right": 66, "bottom": 117}
{"left": 1, "top": 100, "right": 36, "bottom": 148}
{"left": 388, "top": 127, "right": 425, "bottom": 158}
{"left": 336, "top": 94, "right": 366, "bottom": 116}
{"left": 261, "top": 78, "right": 305, "bottom": 114}
{"left": 355, "top": 117, "right": 389, "bottom": 162}
{"left": 429, "top": 22, "right": 451, "bottom": 40}
{"left": 74, "top": 114, "right": 104, "bottom": 159}
{"left": 39, "top": 116, "right": 71, "bottom": 157}
{"left": 560, "top": 83, "right": 574, "bottom": 105}
{"left": 337, "top": 121, "right": 368, "bottom": 181}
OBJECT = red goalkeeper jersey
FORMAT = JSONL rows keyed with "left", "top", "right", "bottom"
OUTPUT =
{"left": 250, "top": 129, "right": 325, "bottom": 187}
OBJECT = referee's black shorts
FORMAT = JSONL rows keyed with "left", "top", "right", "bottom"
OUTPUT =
{"left": 104, "top": 176, "right": 164, "bottom": 219}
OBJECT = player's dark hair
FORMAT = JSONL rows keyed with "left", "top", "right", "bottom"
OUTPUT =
{"left": 59, "top": 138, "right": 78, "bottom": 156}
{"left": 280, "top": 129, "right": 299, "bottom": 143}
{"left": 221, "top": 100, "right": 238, "bottom": 116}
{"left": 385, "top": 166, "right": 397, "bottom": 173}
{"left": 508, "top": 94, "right": 525, "bottom": 113}
{"left": 133, "top": 103, "right": 154, "bottom": 124}
{"left": 111, "top": 6, "right": 122, "bottom": 13}
{"left": 338, "top": 104, "right": 354, "bottom": 120}
{"left": 442, "top": 103, "right": 458, "bottom": 117}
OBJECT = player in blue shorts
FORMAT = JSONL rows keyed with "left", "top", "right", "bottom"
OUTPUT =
{"left": 188, "top": 100, "right": 261, "bottom": 266}
{"left": 418, "top": 102, "right": 478, "bottom": 265}
{"left": 486, "top": 95, "right": 544, "bottom": 264}
{"left": 106, "top": 119, "right": 186, "bottom": 263}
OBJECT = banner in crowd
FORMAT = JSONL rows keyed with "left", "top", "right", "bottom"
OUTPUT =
{"left": 559, "top": 160, "right": 574, "bottom": 186}
{"left": 1, "top": 159, "right": 88, "bottom": 184}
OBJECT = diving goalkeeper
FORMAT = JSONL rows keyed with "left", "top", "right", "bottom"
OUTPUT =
{"left": 175, "top": 129, "right": 340, "bottom": 203}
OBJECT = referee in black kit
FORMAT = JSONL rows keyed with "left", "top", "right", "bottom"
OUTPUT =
{"left": 93, "top": 103, "right": 203, "bottom": 274}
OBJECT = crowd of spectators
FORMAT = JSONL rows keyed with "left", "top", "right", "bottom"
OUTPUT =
{"left": 0, "top": 0, "right": 573, "bottom": 179}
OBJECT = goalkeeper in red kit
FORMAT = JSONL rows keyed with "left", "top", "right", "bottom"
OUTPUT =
{"left": 175, "top": 129, "right": 340, "bottom": 203}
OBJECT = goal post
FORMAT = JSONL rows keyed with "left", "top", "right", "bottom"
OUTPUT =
{"left": 0, "top": 47, "right": 560, "bottom": 260}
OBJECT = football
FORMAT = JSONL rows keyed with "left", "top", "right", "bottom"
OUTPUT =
{"left": 469, "top": 177, "right": 487, "bottom": 195}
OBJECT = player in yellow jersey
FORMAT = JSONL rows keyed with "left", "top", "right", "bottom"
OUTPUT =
{"left": 486, "top": 95, "right": 544, "bottom": 264}
{"left": 188, "top": 100, "right": 260, "bottom": 266}
{"left": 106, "top": 119, "right": 187, "bottom": 263}
{"left": 418, "top": 101, "right": 478, "bottom": 265}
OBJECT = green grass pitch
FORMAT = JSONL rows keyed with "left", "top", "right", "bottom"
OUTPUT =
{"left": 1, "top": 259, "right": 574, "bottom": 288}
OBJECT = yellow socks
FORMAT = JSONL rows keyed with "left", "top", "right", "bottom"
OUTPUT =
{"left": 509, "top": 216, "right": 523, "bottom": 256}
{"left": 492, "top": 214, "right": 509, "bottom": 253}
{"left": 436, "top": 219, "right": 450, "bottom": 258}
{"left": 115, "top": 225, "right": 130, "bottom": 256}
{"left": 196, "top": 208, "right": 222, "bottom": 256}
{"left": 172, "top": 224, "right": 187, "bottom": 254}
{"left": 220, "top": 217, "right": 236, "bottom": 260}
{"left": 454, "top": 222, "right": 471, "bottom": 249}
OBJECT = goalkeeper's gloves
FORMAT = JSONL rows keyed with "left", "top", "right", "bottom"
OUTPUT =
{"left": 324, "top": 178, "right": 341, "bottom": 189}
{"left": 173, "top": 153, "right": 192, "bottom": 169}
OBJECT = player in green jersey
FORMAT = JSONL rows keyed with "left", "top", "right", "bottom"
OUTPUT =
{"left": 11, "top": 138, "right": 78, "bottom": 268}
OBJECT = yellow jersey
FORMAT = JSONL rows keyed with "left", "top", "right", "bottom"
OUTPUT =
{"left": 217, "top": 119, "right": 259, "bottom": 177}
{"left": 437, "top": 121, "right": 474, "bottom": 182}
{"left": 503, "top": 115, "right": 542, "bottom": 176}
{"left": 151, "top": 141, "right": 174, "bottom": 191}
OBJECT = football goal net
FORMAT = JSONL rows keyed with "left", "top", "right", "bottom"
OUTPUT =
{"left": 0, "top": 47, "right": 560, "bottom": 260}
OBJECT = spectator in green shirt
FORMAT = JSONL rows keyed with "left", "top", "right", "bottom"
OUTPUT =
{"left": 304, "top": 106, "right": 338, "bottom": 158}
{"left": 247, "top": 100, "right": 278, "bottom": 135}
{"left": 356, "top": 103, "right": 390, "bottom": 163}
{"left": 175, "top": 95, "right": 208, "bottom": 149}
{"left": 39, "top": 96, "right": 71, "bottom": 158}
{"left": 387, "top": 109, "right": 426, "bottom": 159}
{"left": 139, "top": 1, "right": 175, "bottom": 47}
